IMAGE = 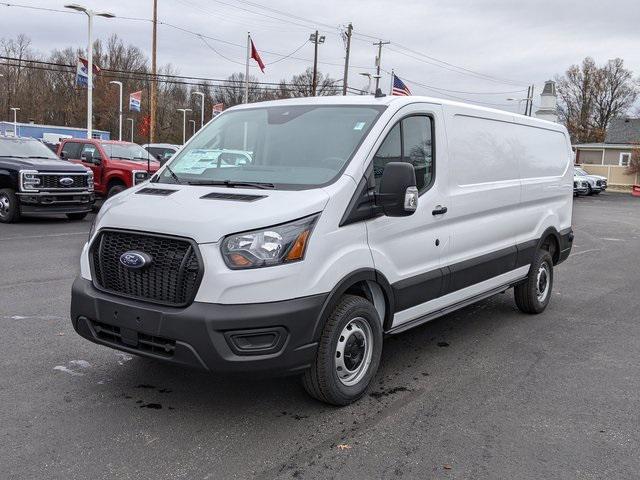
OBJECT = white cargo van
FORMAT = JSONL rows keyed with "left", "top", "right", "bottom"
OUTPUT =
{"left": 71, "top": 96, "right": 574, "bottom": 405}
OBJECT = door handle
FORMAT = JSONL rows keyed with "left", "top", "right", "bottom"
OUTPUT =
{"left": 432, "top": 205, "right": 448, "bottom": 216}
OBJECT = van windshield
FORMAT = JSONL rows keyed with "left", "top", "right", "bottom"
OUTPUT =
{"left": 157, "top": 105, "right": 385, "bottom": 189}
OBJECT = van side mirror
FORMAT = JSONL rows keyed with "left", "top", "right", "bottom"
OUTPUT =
{"left": 59, "top": 151, "right": 65, "bottom": 159}
{"left": 82, "top": 151, "right": 94, "bottom": 163}
{"left": 376, "top": 162, "right": 418, "bottom": 217}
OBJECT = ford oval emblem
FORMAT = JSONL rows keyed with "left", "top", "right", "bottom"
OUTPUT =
{"left": 119, "top": 251, "right": 152, "bottom": 269}
{"left": 59, "top": 177, "right": 74, "bottom": 186}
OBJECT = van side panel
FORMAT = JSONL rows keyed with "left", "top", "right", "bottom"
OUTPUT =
{"left": 443, "top": 109, "right": 522, "bottom": 280}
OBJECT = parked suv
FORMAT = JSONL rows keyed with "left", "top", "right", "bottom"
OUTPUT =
{"left": 0, "top": 136, "right": 94, "bottom": 222}
{"left": 573, "top": 175, "right": 589, "bottom": 196}
{"left": 574, "top": 166, "right": 607, "bottom": 195}
{"left": 58, "top": 139, "right": 159, "bottom": 198}
{"left": 71, "top": 97, "right": 574, "bottom": 405}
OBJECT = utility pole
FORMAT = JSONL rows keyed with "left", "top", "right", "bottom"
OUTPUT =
{"left": 373, "top": 40, "right": 390, "bottom": 92}
{"left": 310, "top": 31, "right": 325, "bottom": 96}
{"left": 109, "top": 80, "right": 123, "bottom": 141}
{"left": 149, "top": 0, "right": 158, "bottom": 142}
{"left": 342, "top": 23, "right": 353, "bottom": 96}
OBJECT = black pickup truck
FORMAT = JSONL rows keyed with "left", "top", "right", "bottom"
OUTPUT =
{"left": 0, "top": 136, "right": 95, "bottom": 223}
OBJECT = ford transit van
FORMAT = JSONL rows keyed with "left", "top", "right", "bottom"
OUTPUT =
{"left": 71, "top": 96, "right": 574, "bottom": 405}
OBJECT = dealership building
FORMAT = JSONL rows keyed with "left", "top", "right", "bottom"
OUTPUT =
{"left": 0, "top": 121, "right": 110, "bottom": 141}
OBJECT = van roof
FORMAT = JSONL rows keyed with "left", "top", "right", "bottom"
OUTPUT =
{"left": 230, "top": 94, "right": 564, "bottom": 130}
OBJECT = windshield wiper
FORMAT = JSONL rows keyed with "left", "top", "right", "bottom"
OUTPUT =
{"left": 163, "top": 165, "right": 183, "bottom": 184}
{"left": 28, "top": 156, "right": 55, "bottom": 159}
{"left": 187, "top": 180, "right": 275, "bottom": 189}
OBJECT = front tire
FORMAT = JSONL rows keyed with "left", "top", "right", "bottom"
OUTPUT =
{"left": 107, "top": 184, "right": 125, "bottom": 198}
{"left": 514, "top": 250, "right": 554, "bottom": 314}
{"left": 587, "top": 184, "right": 593, "bottom": 195}
{"left": 303, "top": 295, "right": 383, "bottom": 406}
{"left": 0, "top": 188, "right": 20, "bottom": 223}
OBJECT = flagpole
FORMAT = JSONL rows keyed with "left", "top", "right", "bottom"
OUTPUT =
{"left": 86, "top": 13, "right": 93, "bottom": 139}
{"left": 390, "top": 69, "right": 394, "bottom": 96}
{"left": 244, "top": 32, "right": 250, "bottom": 104}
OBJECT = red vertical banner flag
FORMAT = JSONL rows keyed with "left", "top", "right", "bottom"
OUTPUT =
{"left": 250, "top": 39, "right": 265, "bottom": 73}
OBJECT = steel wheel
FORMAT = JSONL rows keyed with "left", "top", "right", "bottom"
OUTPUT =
{"left": 0, "top": 192, "right": 10, "bottom": 219}
{"left": 536, "top": 262, "right": 550, "bottom": 303}
{"left": 335, "top": 316, "right": 373, "bottom": 387}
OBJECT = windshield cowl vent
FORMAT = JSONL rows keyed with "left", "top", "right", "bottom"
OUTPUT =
{"left": 200, "top": 192, "right": 267, "bottom": 202}
{"left": 136, "top": 187, "right": 178, "bottom": 196}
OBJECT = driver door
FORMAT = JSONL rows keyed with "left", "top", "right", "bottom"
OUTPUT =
{"left": 365, "top": 104, "right": 450, "bottom": 329}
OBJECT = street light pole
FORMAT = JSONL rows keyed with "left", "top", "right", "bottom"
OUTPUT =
{"left": 10, "top": 107, "right": 20, "bottom": 136}
{"left": 189, "top": 119, "right": 196, "bottom": 137}
{"left": 109, "top": 80, "right": 123, "bottom": 141}
{"left": 127, "top": 118, "right": 134, "bottom": 142}
{"left": 310, "top": 31, "right": 326, "bottom": 96}
{"left": 192, "top": 91, "right": 205, "bottom": 129}
{"left": 177, "top": 108, "right": 192, "bottom": 144}
{"left": 65, "top": 4, "right": 115, "bottom": 139}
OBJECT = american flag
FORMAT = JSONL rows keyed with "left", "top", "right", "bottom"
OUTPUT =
{"left": 392, "top": 74, "right": 411, "bottom": 96}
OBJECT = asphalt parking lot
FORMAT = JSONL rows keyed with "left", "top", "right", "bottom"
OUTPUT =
{"left": 1, "top": 192, "right": 639, "bottom": 480}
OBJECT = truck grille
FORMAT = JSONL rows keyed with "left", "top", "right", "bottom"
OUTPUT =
{"left": 90, "top": 229, "right": 203, "bottom": 307}
{"left": 37, "top": 173, "right": 89, "bottom": 190}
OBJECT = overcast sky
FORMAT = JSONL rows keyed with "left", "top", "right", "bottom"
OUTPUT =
{"left": 3, "top": 0, "right": 640, "bottom": 111}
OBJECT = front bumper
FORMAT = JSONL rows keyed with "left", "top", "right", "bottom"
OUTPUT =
{"left": 71, "top": 278, "right": 327, "bottom": 376}
{"left": 574, "top": 187, "right": 588, "bottom": 195}
{"left": 18, "top": 191, "right": 94, "bottom": 214}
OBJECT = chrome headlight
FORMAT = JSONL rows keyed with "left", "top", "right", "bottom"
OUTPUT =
{"left": 221, "top": 214, "right": 319, "bottom": 269}
{"left": 19, "top": 170, "right": 40, "bottom": 192}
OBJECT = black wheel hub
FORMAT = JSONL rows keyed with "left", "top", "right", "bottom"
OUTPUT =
{"left": 343, "top": 335, "right": 365, "bottom": 371}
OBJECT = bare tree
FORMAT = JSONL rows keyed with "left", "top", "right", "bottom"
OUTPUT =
{"left": 556, "top": 57, "right": 638, "bottom": 143}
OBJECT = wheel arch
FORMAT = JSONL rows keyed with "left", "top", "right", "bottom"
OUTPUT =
{"left": 311, "top": 269, "right": 395, "bottom": 341}
{"left": 537, "top": 227, "right": 561, "bottom": 265}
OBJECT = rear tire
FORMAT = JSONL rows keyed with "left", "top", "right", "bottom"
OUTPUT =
{"left": 66, "top": 212, "right": 89, "bottom": 221}
{"left": 302, "top": 295, "right": 383, "bottom": 406}
{"left": 514, "top": 250, "right": 554, "bottom": 314}
{"left": 0, "top": 188, "right": 20, "bottom": 223}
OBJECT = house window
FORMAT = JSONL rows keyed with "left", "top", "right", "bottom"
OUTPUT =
{"left": 620, "top": 152, "right": 631, "bottom": 167}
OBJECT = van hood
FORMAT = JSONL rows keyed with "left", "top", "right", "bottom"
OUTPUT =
{"left": 96, "top": 184, "right": 330, "bottom": 244}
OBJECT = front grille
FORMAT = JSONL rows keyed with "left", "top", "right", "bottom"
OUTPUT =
{"left": 91, "top": 320, "right": 176, "bottom": 357}
{"left": 90, "top": 229, "right": 203, "bottom": 307}
{"left": 37, "top": 173, "right": 89, "bottom": 190}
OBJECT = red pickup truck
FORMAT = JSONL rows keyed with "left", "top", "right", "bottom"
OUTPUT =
{"left": 58, "top": 139, "right": 160, "bottom": 197}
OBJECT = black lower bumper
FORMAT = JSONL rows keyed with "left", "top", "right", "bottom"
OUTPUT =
{"left": 70, "top": 278, "right": 327, "bottom": 376}
{"left": 18, "top": 193, "right": 94, "bottom": 215}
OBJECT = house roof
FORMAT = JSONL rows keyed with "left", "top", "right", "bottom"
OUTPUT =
{"left": 574, "top": 142, "right": 634, "bottom": 149}
{"left": 605, "top": 118, "right": 640, "bottom": 144}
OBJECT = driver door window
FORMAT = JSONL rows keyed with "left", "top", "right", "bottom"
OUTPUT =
{"left": 372, "top": 116, "right": 434, "bottom": 192}
{"left": 81, "top": 144, "right": 101, "bottom": 163}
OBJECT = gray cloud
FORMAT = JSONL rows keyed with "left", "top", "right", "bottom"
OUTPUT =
{"left": 2, "top": 0, "right": 639, "bottom": 110}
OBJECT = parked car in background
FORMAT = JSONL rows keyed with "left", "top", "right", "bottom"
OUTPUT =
{"left": 574, "top": 175, "right": 589, "bottom": 196}
{"left": 142, "top": 143, "right": 179, "bottom": 165}
{"left": 0, "top": 136, "right": 94, "bottom": 222}
{"left": 574, "top": 166, "right": 607, "bottom": 195}
{"left": 71, "top": 96, "right": 574, "bottom": 405}
{"left": 58, "top": 139, "right": 159, "bottom": 198}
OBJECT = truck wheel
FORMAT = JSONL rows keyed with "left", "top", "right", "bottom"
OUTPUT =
{"left": 514, "top": 249, "right": 554, "bottom": 314}
{"left": 66, "top": 212, "right": 89, "bottom": 221}
{"left": 302, "top": 295, "right": 383, "bottom": 406}
{"left": 587, "top": 185, "right": 593, "bottom": 195}
{"left": 107, "top": 184, "right": 125, "bottom": 198}
{"left": 0, "top": 188, "right": 20, "bottom": 223}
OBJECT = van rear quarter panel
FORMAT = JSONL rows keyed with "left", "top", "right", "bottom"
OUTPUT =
{"left": 443, "top": 107, "right": 572, "bottom": 267}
